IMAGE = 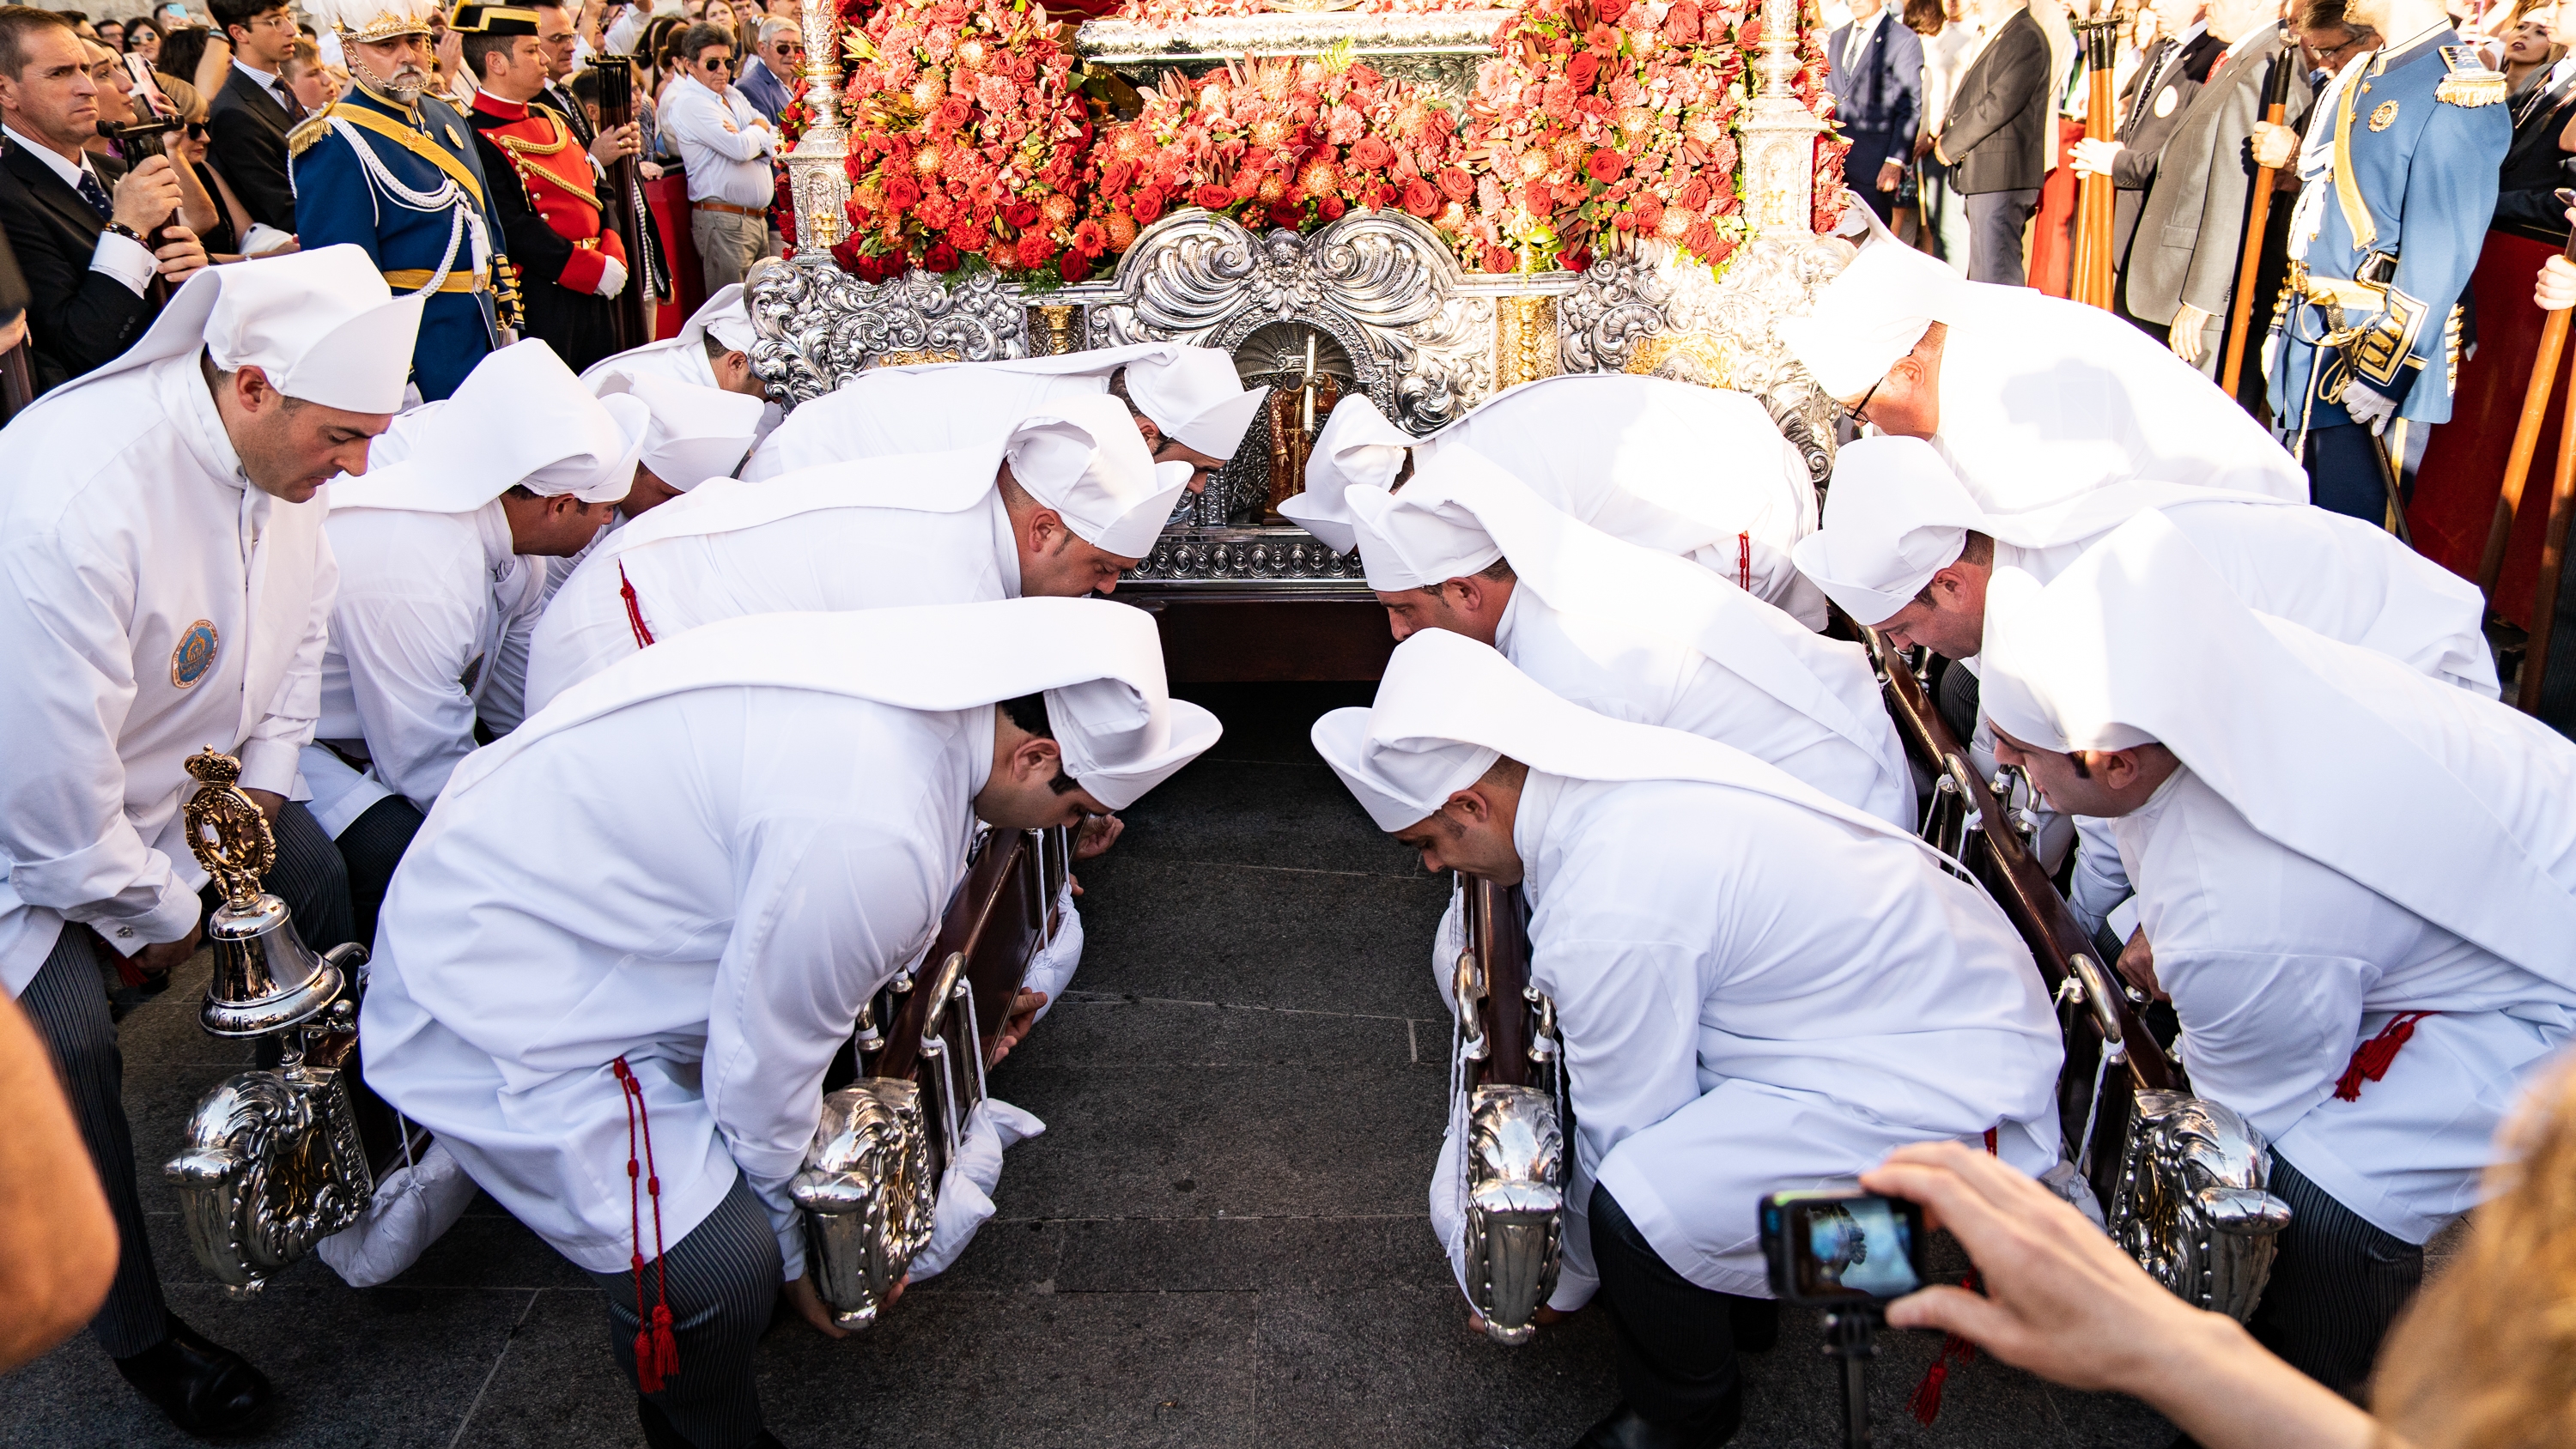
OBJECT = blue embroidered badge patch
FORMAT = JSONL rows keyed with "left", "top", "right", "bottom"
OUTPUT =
{"left": 171, "top": 620, "right": 219, "bottom": 688}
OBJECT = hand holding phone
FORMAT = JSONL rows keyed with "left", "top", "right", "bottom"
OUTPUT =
{"left": 1760, "top": 1188, "right": 1929, "bottom": 1307}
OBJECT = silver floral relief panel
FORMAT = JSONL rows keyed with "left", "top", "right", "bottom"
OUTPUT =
{"left": 747, "top": 262, "right": 1032, "bottom": 407}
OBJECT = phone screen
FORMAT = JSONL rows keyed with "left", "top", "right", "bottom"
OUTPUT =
{"left": 1762, "top": 1190, "right": 1927, "bottom": 1304}
{"left": 125, "top": 55, "right": 176, "bottom": 120}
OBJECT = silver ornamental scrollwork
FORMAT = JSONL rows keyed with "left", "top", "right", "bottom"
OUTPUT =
{"left": 2109, "top": 1089, "right": 2293, "bottom": 1323}
{"left": 747, "top": 257, "right": 1032, "bottom": 406}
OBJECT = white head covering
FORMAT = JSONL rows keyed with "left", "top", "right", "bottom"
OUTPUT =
{"left": 1980, "top": 512, "right": 2576, "bottom": 986}
{"left": 579, "top": 285, "right": 756, "bottom": 395}
{"left": 1795, "top": 436, "right": 2298, "bottom": 626}
{"left": 1312, "top": 628, "right": 1930, "bottom": 854}
{"left": 445, "top": 598, "right": 1220, "bottom": 813}
{"left": 331, "top": 340, "right": 650, "bottom": 513}
{"left": 1343, "top": 482, "right": 1504, "bottom": 591}
{"left": 21, "top": 245, "right": 425, "bottom": 418}
{"left": 1003, "top": 393, "right": 1193, "bottom": 558}
{"left": 1277, "top": 394, "right": 1414, "bottom": 551}
{"left": 688, "top": 283, "right": 758, "bottom": 354}
{"left": 1776, "top": 239, "right": 1969, "bottom": 400}
{"left": 1121, "top": 347, "right": 1269, "bottom": 459}
{"left": 598, "top": 373, "right": 766, "bottom": 491}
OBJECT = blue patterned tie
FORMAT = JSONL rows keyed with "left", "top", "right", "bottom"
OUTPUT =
{"left": 76, "top": 167, "right": 112, "bottom": 221}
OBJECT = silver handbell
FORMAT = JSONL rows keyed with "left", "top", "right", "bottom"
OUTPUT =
{"left": 200, "top": 891, "right": 358, "bottom": 1038}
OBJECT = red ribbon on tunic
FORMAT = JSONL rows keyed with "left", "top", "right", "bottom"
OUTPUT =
{"left": 1909, "top": 1126, "right": 1998, "bottom": 1426}
{"left": 618, "top": 562, "right": 657, "bottom": 650}
{"left": 1737, "top": 530, "right": 1752, "bottom": 593}
{"left": 2335, "top": 1012, "right": 2434, "bottom": 1102}
{"left": 612, "top": 1055, "right": 680, "bottom": 1392}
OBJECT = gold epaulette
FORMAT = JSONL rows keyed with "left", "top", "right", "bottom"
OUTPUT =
{"left": 287, "top": 106, "right": 339, "bottom": 158}
{"left": 2437, "top": 45, "right": 2507, "bottom": 106}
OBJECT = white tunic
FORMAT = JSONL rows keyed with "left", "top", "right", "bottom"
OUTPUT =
{"left": 579, "top": 344, "right": 781, "bottom": 447}
{"left": 0, "top": 354, "right": 337, "bottom": 992}
{"left": 302, "top": 498, "right": 549, "bottom": 834}
{"left": 524, "top": 472, "right": 1020, "bottom": 716}
{"left": 1494, "top": 589, "right": 1915, "bottom": 828}
{"left": 741, "top": 365, "right": 1102, "bottom": 482}
{"left": 1498, "top": 771, "right": 2063, "bottom": 1303}
{"left": 1931, "top": 286, "right": 2310, "bottom": 509}
{"left": 361, "top": 687, "right": 986, "bottom": 1276}
{"left": 1415, "top": 376, "right": 1827, "bottom": 627}
{"left": 2112, "top": 766, "right": 2576, "bottom": 1243}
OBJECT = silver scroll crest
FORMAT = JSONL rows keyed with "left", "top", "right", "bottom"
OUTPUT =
{"left": 2109, "top": 1089, "right": 2293, "bottom": 1323}
{"left": 791, "top": 1076, "right": 937, "bottom": 1330}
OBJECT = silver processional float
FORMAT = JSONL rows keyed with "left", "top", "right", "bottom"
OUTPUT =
{"left": 163, "top": 748, "right": 378, "bottom": 1294}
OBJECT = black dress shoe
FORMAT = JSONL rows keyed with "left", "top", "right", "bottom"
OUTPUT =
{"left": 113, "top": 1315, "right": 272, "bottom": 1437}
{"left": 1571, "top": 1391, "right": 1744, "bottom": 1449}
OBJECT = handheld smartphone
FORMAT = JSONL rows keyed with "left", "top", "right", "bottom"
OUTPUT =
{"left": 125, "top": 54, "right": 177, "bottom": 121}
{"left": 1759, "top": 1189, "right": 1929, "bottom": 1307}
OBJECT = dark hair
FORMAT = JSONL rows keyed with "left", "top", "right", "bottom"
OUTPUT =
{"left": 124, "top": 15, "right": 164, "bottom": 51}
{"left": 207, "top": 0, "right": 284, "bottom": 43}
{"left": 1902, "top": 0, "right": 1945, "bottom": 33}
{"left": 677, "top": 21, "right": 730, "bottom": 62}
{"left": 155, "top": 23, "right": 210, "bottom": 82}
{"left": 0, "top": 4, "right": 76, "bottom": 79}
{"left": 1908, "top": 530, "right": 1994, "bottom": 607}
{"left": 2293, "top": 0, "right": 2366, "bottom": 33}
{"left": 998, "top": 694, "right": 1081, "bottom": 795}
{"left": 568, "top": 66, "right": 598, "bottom": 104}
{"left": 460, "top": 29, "right": 520, "bottom": 81}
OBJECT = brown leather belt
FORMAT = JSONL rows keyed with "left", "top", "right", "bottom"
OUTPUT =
{"left": 692, "top": 199, "right": 765, "bottom": 217}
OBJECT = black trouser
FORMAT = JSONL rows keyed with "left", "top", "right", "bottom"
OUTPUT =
{"left": 1589, "top": 1181, "right": 1754, "bottom": 1435}
{"left": 15, "top": 802, "right": 353, "bottom": 1358}
{"left": 2299, "top": 419, "right": 2429, "bottom": 529}
{"left": 334, "top": 794, "right": 425, "bottom": 950}
{"left": 581, "top": 1174, "right": 782, "bottom": 1449}
{"left": 2248, "top": 1154, "right": 2424, "bottom": 1400}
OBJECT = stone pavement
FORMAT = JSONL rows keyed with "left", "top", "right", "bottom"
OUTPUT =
{"left": 3, "top": 682, "right": 2177, "bottom": 1449}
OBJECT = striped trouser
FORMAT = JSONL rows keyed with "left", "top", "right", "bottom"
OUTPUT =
{"left": 14, "top": 802, "right": 355, "bottom": 1359}
{"left": 582, "top": 1174, "right": 782, "bottom": 1449}
{"left": 2249, "top": 1154, "right": 2426, "bottom": 1400}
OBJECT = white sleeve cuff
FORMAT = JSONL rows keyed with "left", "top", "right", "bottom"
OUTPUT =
{"left": 97, "top": 878, "right": 207, "bottom": 955}
{"left": 236, "top": 736, "right": 308, "bottom": 797}
{"left": 90, "top": 228, "right": 157, "bottom": 296}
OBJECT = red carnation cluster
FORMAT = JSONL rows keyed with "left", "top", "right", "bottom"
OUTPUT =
{"left": 1075, "top": 54, "right": 1473, "bottom": 249}
{"left": 835, "top": 0, "right": 1097, "bottom": 284}
{"left": 1111, "top": 0, "right": 1486, "bottom": 17}
{"left": 1461, "top": 0, "right": 1755, "bottom": 274}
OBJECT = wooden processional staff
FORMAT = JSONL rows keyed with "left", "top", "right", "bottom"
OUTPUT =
{"left": 2518, "top": 248, "right": 2576, "bottom": 712}
{"left": 2217, "top": 49, "right": 2296, "bottom": 397}
{"left": 2069, "top": 2, "right": 2128, "bottom": 312}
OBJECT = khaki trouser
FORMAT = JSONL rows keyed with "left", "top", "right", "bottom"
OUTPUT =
{"left": 691, "top": 208, "right": 766, "bottom": 294}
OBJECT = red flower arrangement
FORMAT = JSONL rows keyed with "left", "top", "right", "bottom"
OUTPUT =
{"left": 833, "top": 0, "right": 1097, "bottom": 284}
{"left": 1076, "top": 51, "right": 1474, "bottom": 257}
{"left": 1461, "top": 0, "right": 1757, "bottom": 275}
{"left": 1109, "top": 0, "right": 1488, "bottom": 21}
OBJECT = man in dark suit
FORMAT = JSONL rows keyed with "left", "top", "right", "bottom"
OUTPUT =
{"left": 2128, "top": 4, "right": 2313, "bottom": 388}
{"left": 733, "top": 16, "right": 798, "bottom": 124}
{"left": 204, "top": 0, "right": 300, "bottom": 229}
{"left": 2074, "top": 0, "right": 2228, "bottom": 327}
{"left": 1935, "top": 0, "right": 2053, "bottom": 285}
{"left": 1828, "top": 0, "right": 1925, "bottom": 224}
{"left": 0, "top": 6, "right": 206, "bottom": 395}
{"left": 532, "top": 0, "right": 597, "bottom": 146}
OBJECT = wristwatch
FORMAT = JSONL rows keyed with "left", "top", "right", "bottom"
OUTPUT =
{"left": 102, "top": 221, "right": 144, "bottom": 244}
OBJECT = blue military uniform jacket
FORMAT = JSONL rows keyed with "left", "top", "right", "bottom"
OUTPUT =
{"left": 289, "top": 82, "right": 522, "bottom": 402}
{"left": 2269, "top": 30, "right": 2510, "bottom": 432}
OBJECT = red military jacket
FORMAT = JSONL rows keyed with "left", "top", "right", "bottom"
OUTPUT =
{"left": 466, "top": 90, "right": 626, "bottom": 295}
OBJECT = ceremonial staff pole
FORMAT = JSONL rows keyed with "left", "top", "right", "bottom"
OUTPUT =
{"left": 2518, "top": 370, "right": 2576, "bottom": 711}
{"left": 2217, "top": 41, "right": 2293, "bottom": 398}
{"left": 0, "top": 340, "right": 32, "bottom": 420}
{"left": 595, "top": 55, "right": 653, "bottom": 351}
{"left": 2479, "top": 227, "right": 2576, "bottom": 605}
{"left": 2069, "top": 3, "right": 2124, "bottom": 312}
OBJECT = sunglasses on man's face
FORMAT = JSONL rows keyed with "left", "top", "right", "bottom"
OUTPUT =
{"left": 697, "top": 54, "right": 733, "bottom": 70}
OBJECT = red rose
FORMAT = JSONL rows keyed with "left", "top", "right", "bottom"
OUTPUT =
{"left": 924, "top": 241, "right": 960, "bottom": 272}
{"left": 1613, "top": 209, "right": 1637, "bottom": 232}
{"left": 1682, "top": 221, "right": 1721, "bottom": 258}
{"left": 1565, "top": 52, "right": 1600, "bottom": 89}
{"left": 830, "top": 235, "right": 867, "bottom": 274}
{"left": 1560, "top": 245, "right": 1594, "bottom": 272}
{"left": 1401, "top": 178, "right": 1438, "bottom": 216}
{"left": 1003, "top": 203, "right": 1042, "bottom": 228}
{"left": 884, "top": 177, "right": 923, "bottom": 209}
{"left": 1480, "top": 243, "right": 1516, "bottom": 274}
{"left": 939, "top": 95, "right": 971, "bottom": 126}
{"left": 1663, "top": 2, "right": 1702, "bottom": 40}
{"left": 1059, "top": 249, "right": 1091, "bottom": 284}
{"left": 1192, "top": 183, "right": 1234, "bottom": 211}
{"left": 1348, "top": 136, "right": 1394, "bottom": 170}
{"left": 1366, "top": 182, "right": 1396, "bottom": 209}
{"left": 1586, "top": 148, "right": 1624, "bottom": 183}
{"left": 1103, "top": 159, "right": 1136, "bottom": 193}
{"left": 1633, "top": 193, "right": 1664, "bottom": 230}
{"left": 1437, "top": 167, "right": 1474, "bottom": 201}
{"left": 1317, "top": 195, "right": 1347, "bottom": 219}
{"left": 1015, "top": 233, "right": 1058, "bottom": 269}
{"left": 1270, "top": 202, "right": 1303, "bottom": 228}
{"left": 1134, "top": 187, "right": 1165, "bottom": 222}
{"left": 1680, "top": 178, "right": 1711, "bottom": 212}
{"left": 1595, "top": 0, "right": 1629, "bottom": 19}
{"left": 1703, "top": 232, "right": 1739, "bottom": 266}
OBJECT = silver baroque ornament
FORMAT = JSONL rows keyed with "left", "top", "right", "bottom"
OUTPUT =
{"left": 747, "top": 258, "right": 1033, "bottom": 406}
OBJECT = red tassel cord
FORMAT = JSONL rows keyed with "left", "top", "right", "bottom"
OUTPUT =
{"left": 618, "top": 562, "right": 657, "bottom": 649}
{"left": 2336, "top": 1012, "right": 2434, "bottom": 1101}
{"left": 613, "top": 1056, "right": 680, "bottom": 1392}
{"left": 1737, "top": 530, "right": 1752, "bottom": 592}
{"left": 1910, "top": 1127, "right": 1999, "bottom": 1425}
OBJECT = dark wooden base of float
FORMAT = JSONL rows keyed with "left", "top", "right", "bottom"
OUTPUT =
{"left": 1119, "top": 585, "right": 1394, "bottom": 682}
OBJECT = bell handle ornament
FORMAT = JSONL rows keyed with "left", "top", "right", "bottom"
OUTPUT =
{"left": 182, "top": 747, "right": 276, "bottom": 912}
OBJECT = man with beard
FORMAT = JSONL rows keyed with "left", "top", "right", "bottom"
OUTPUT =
{"left": 292, "top": 0, "right": 521, "bottom": 400}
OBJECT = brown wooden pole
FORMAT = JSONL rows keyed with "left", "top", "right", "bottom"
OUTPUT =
{"left": 2518, "top": 373, "right": 2576, "bottom": 712}
{"left": 2481, "top": 235, "right": 2576, "bottom": 602}
{"left": 0, "top": 341, "right": 32, "bottom": 421}
{"left": 2219, "top": 45, "right": 2295, "bottom": 397}
{"left": 2073, "top": 25, "right": 2118, "bottom": 312}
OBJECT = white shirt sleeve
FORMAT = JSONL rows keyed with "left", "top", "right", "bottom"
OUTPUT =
{"left": 0, "top": 536, "right": 204, "bottom": 951}
{"left": 659, "top": 81, "right": 774, "bottom": 163}
{"left": 237, "top": 517, "right": 337, "bottom": 796}
{"left": 333, "top": 586, "right": 488, "bottom": 812}
{"left": 702, "top": 809, "right": 949, "bottom": 1279}
{"left": 91, "top": 227, "right": 158, "bottom": 297}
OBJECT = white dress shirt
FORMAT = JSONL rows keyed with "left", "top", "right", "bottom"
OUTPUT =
{"left": 655, "top": 72, "right": 776, "bottom": 207}
{"left": 233, "top": 58, "right": 293, "bottom": 111}
{"left": 2, "top": 124, "right": 157, "bottom": 296}
{"left": 361, "top": 687, "right": 987, "bottom": 1276}
{"left": 1432, "top": 771, "right": 2062, "bottom": 1306}
{"left": 0, "top": 354, "right": 337, "bottom": 991}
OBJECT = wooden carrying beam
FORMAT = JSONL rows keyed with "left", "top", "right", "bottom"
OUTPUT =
{"left": 1460, "top": 878, "right": 1534, "bottom": 1089}
{"left": 869, "top": 827, "right": 1067, "bottom": 1088}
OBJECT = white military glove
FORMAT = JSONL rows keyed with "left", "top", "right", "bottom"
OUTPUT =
{"left": 595, "top": 256, "right": 629, "bottom": 298}
{"left": 2538, "top": 252, "right": 2576, "bottom": 312}
{"left": 2344, "top": 379, "right": 2397, "bottom": 435}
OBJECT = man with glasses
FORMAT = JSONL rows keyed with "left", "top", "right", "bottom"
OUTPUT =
{"left": 656, "top": 21, "right": 772, "bottom": 293}
{"left": 734, "top": 15, "right": 799, "bottom": 124}
{"left": 205, "top": 0, "right": 299, "bottom": 227}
